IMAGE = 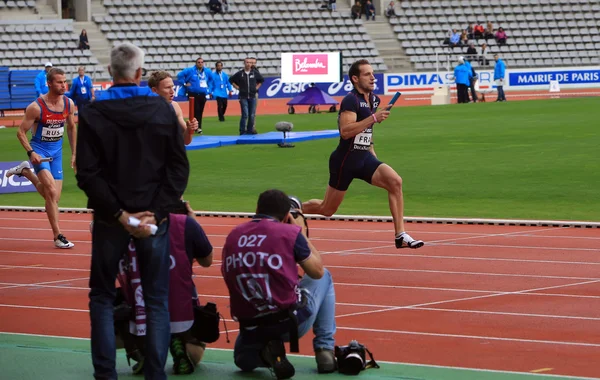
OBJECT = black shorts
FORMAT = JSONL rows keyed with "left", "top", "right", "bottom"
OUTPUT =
{"left": 328, "top": 149, "right": 383, "bottom": 191}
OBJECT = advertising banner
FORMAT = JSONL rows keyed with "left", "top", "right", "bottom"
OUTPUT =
{"left": 508, "top": 67, "right": 600, "bottom": 88}
{"left": 384, "top": 66, "right": 600, "bottom": 95}
{"left": 0, "top": 161, "right": 36, "bottom": 194}
{"left": 96, "top": 72, "right": 381, "bottom": 101}
{"left": 280, "top": 52, "right": 343, "bottom": 83}
{"left": 384, "top": 70, "right": 495, "bottom": 95}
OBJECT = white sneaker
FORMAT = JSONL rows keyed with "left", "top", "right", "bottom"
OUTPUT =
{"left": 395, "top": 232, "right": 424, "bottom": 249}
{"left": 6, "top": 161, "right": 31, "bottom": 178}
{"left": 55, "top": 234, "right": 75, "bottom": 249}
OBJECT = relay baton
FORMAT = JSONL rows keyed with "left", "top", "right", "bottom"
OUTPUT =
{"left": 188, "top": 96, "right": 195, "bottom": 134}
{"left": 385, "top": 92, "right": 402, "bottom": 111}
{"left": 40, "top": 157, "right": 53, "bottom": 162}
{"left": 127, "top": 216, "right": 158, "bottom": 235}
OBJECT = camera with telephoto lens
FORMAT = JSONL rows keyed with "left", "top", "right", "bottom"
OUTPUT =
{"left": 335, "top": 340, "right": 367, "bottom": 375}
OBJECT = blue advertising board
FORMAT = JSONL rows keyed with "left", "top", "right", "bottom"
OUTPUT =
{"left": 509, "top": 68, "right": 600, "bottom": 86}
{"left": 165, "top": 73, "right": 384, "bottom": 101}
{"left": 0, "top": 161, "right": 36, "bottom": 194}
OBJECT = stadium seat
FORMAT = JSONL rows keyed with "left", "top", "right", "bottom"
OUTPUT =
{"left": 388, "top": 0, "right": 599, "bottom": 71}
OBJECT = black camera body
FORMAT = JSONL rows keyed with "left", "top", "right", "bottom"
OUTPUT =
{"left": 335, "top": 340, "right": 367, "bottom": 375}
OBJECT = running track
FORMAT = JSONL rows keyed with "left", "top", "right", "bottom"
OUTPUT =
{"left": 1, "top": 211, "right": 600, "bottom": 378}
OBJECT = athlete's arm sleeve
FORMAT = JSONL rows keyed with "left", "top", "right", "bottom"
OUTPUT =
{"left": 75, "top": 115, "right": 122, "bottom": 217}
{"left": 340, "top": 94, "right": 358, "bottom": 114}
{"left": 185, "top": 216, "right": 213, "bottom": 260}
{"left": 149, "top": 109, "right": 190, "bottom": 223}
{"left": 293, "top": 233, "right": 311, "bottom": 263}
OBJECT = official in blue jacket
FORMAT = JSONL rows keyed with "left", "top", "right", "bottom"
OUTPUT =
{"left": 493, "top": 54, "right": 507, "bottom": 101}
{"left": 177, "top": 57, "right": 214, "bottom": 133}
{"left": 68, "top": 66, "right": 95, "bottom": 113}
{"left": 212, "top": 61, "right": 233, "bottom": 122}
{"left": 454, "top": 57, "right": 472, "bottom": 104}
{"left": 35, "top": 62, "right": 52, "bottom": 97}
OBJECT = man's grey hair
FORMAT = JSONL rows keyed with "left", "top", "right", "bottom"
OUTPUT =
{"left": 109, "top": 42, "right": 144, "bottom": 80}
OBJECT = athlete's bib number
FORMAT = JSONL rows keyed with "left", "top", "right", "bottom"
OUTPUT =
{"left": 41, "top": 126, "right": 64, "bottom": 142}
{"left": 353, "top": 131, "right": 372, "bottom": 150}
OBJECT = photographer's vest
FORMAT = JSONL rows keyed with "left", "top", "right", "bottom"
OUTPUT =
{"left": 117, "top": 213, "right": 195, "bottom": 335}
{"left": 221, "top": 218, "right": 301, "bottom": 320}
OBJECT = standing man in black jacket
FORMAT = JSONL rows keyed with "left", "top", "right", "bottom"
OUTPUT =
{"left": 75, "top": 42, "right": 190, "bottom": 380}
{"left": 229, "top": 58, "right": 264, "bottom": 135}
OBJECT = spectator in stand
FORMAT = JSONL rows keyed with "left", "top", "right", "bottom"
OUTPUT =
{"left": 465, "top": 42, "right": 477, "bottom": 61}
{"left": 495, "top": 27, "right": 507, "bottom": 45}
{"left": 351, "top": 1, "right": 361, "bottom": 19}
{"left": 385, "top": 1, "right": 394, "bottom": 17}
{"left": 460, "top": 30, "right": 468, "bottom": 45}
{"left": 328, "top": 0, "right": 336, "bottom": 11}
{"left": 222, "top": 0, "right": 229, "bottom": 12}
{"left": 449, "top": 29, "right": 460, "bottom": 47}
{"left": 466, "top": 24, "right": 474, "bottom": 40}
{"left": 479, "top": 43, "right": 489, "bottom": 66}
{"left": 365, "top": 0, "right": 376, "bottom": 20}
{"left": 208, "top": 0, "right": 223, "bottom": 14}
{"left": 485, "top": 21, "right": 494, "bottom": 40}
{"left": 474, "top": 22, "right": 484, "bottom": 39}
{"left": 79, "top": 29, "right": 90, "bottom": 50}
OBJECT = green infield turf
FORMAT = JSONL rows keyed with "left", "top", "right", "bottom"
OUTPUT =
{"left": 1, "top": 97, "right": 598, "bottom": 221}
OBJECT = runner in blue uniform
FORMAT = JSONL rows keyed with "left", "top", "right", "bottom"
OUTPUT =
{"left": 6, "top": 68, "right": 77, "bottom": 248}
{"left": 301, "top": 59, "right": 424, "bottom": 249}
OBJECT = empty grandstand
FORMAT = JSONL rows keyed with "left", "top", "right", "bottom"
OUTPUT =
{"left": 388, "top": 0, "right": 600, "bottom": 70}
{"left": 0, "top": 0, "right": 598, "bottom": 81}
{"left": 93, "top": 0, "right": 387, "bottom": 77}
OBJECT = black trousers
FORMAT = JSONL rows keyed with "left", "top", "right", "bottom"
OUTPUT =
{"left": 189, "top": 93, "right": 207, "bottom": 131}
{"left": 216, "top": 96, "right": 228, "bottom": 121}
{"left": 457, "top": 84, "right": 469, "bottom": 104}
{"left": 469, "top": 80, "right": 477, "bottom": 102}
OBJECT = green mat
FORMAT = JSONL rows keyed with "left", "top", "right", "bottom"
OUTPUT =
{"left": 0, "top": 333, "right": 590, "bottom": 380}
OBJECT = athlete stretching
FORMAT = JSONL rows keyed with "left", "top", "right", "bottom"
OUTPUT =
{"left": 6, "top": 68, "right": 77, "bottom": 248}
{"left": 148, "top": 71, "right": 198, "bottom": 145}
{"left": 301, "top": 59, "right": 424, "bottom": 249}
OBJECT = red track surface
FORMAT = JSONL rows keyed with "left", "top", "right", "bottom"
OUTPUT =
{"left": 1, "top": 211, "right": 600, "bottom": 378}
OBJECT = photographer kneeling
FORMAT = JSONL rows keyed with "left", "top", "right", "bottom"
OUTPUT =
{"left": 220, "top": 189, "right": 337, "bottom": 379}
{"left": 111, "top": 201, "right": 215, "bottom": 375}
